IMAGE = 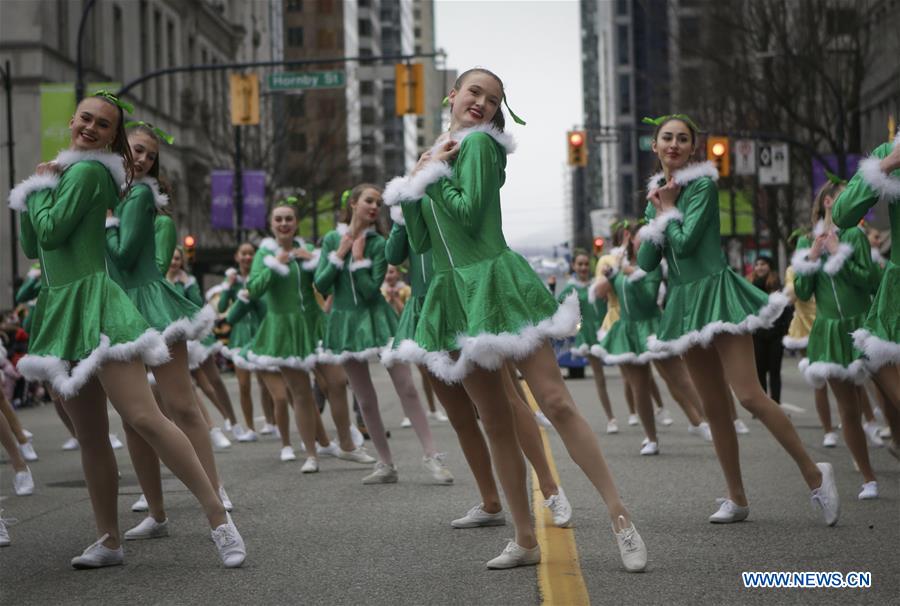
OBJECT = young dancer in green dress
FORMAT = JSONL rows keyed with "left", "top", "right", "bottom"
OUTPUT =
{"left": 383, "top": 68, "right": 645, "bottom": 571}
{"left": 832, "top": 132, "right": 900, "bottom": 404}
{"left": 316, "top": 186, "right": 453, "bottom": 485}
{"left": 636, "top": 115, "right": 838, "bottom": 526}
{"left": 8, "top": 93, "right": 244, "bottom": 568}
{"left": 105, "top": 123, "right": 236, "bottom": 538}
{"left": 792, "top": 182, "right": 880, "bottom": 499}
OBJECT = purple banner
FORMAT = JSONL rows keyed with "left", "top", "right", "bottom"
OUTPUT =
{"left": 211, "top": 170, "right": 234, "bottom": 229}
{"left": 811, "top": 154, "right": 861, "bottom": 196}
{"left": 241, "top": 170, "right": 267, "bottom": 230}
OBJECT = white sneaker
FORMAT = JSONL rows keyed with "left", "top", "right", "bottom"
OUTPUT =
{"left": 71, "top": 534, "right": 124, "bottom": 569}
{"left": 223, "top": 419, "right": 233, "bottom": 433}
{"left": 0, "top": 511, "right": 16, "bottom": 547}
{"left": 219, "top": 485, "right": 234, "bottom": 511}
{"left": 237, "top": 429, "right": 259, "bottom": 443}
{"left": 689, "top": 422, "right": 713, "bottom": 442}
{"left": 451, "top": 504, "right": 506, "bottom": 529}
{"left": 423, "top": 454, "right": 454, "bottom": 484}
{"left": 544, "top": 488, "right": 573, "bottom": 528}
{"left": 350, "top": 424, "right": 365, "bottom": 448}
{"left": 606, "top": 419, "right": 619, "bottom": 434}
{"left": 627, "top": 414, "right": 639, "bottom": 426}
{"left": 427, "top": 410, "right": 449, "bottom": 423}
{"left": 124, "top": 516, "right": 169, "bottom": 540}
{"left": 300, "top": 457, "right": 319, "bottom": 474}
{"left": 863, "top": 422, "right": 884, "bottom": 448}
{"left": 535, "top": 411, "right": 554, "bottom": 429}
{"left": 131, "top": 493, "right": 149, "bottom": 512}
{"left": 858, "top": 481, "right": 879, "bottom": 500}
{"left": 811, "top": 462, "right": 840, "bottom": 526}
{"left": 734, "top": 419, "right": 750, "bottom": 435}
{"left": 61, "top": 437, "right": 80, "bottom": 451}
{"left": 612, "top": 515, "right": 647, "bottom": 572}
{"left": 13, "top": 468, "right": 34, "bottom": 496}
{"left": 709, "top": 498, "right": 749, "bottom": 523}
{"left": 210, "top": 427, "right": 232, "bottom": 450}
{"left": 230, "top": 423, "right": 246, "bottom": 441}
{"left": 822, "top": 432, "right": 839, "bottom": 448}
{"left": 362, "top": 462, "right": 398, "bottom": 484}
{"left": 656, "top": 407, "right": 674, "bottom": 426}
{"left": 316, "top": 441, "right": 341, "bottom": 457}
{"left": 486, "top": 540, "right": 541, "bottom": 569}
{"left": 18, "top": 441, "right": 38, "bottom": 462}
{"left": 878, "top": 426, "right": 891, "bottom": 439}
{"left": 259, "top": 423, "right": 276, "bottom": 435}
{"left": 400, "top": 417, "right": 412, "bottom": 428}
{"left": 337, "top": 447, "right": 376, "bottom": 464}
{"left": 280, "top": 446, "right": 297, "bottom": 462}
{"left": 108, "top": 434, "right": 124, "bottom": 449}
{"left": 211, "top": 513, "right": 246, "bottom": 568}
{"left": 639, "top": 441, "right": 659, "bottom": 456}
{"left": 22, "top": 429, "right": 33, "bottom": 440}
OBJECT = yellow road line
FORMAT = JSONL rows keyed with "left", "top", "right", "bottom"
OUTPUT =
{"left": 523, "top": 384, "right": 590, "bottom": 606}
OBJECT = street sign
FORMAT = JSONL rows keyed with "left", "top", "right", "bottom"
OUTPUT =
{"left": 268, "top": 70, "right": 346, "bottom": 90}
{"left": 230, "top": 74, "right": 260, "bottom": 125}
{"left": 734, "top": 139, "right": 756, "bottom": 175}
{"left": 639, "top": 135, "right": 653, "bottom": 151}
{"left": 590, "top": 208, "right": 618, "bottom": 238}
{"left": 758, "top": 142, "right": 790, "bottom": 185}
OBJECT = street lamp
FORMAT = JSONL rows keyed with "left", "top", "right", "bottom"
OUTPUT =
{"left": 1, "top": 60, "right": 18, "bottom": 304}
{"left": 75, "top": 0, "right": 97, "bottom": 103}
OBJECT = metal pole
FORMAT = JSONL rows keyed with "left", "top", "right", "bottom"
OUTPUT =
{"left": 234, "top": 126, "right": 243, "bottom": 243}
{"left": 75, "top": 0, "right": 97, "bottom": 104}
{"left": 2, "top": 61, "right": 18, "bottom": 306}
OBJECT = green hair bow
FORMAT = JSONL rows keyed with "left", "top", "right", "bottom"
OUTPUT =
{"left": 92, "top": 89, "right": 134, "bottom": 114}
{"left": 441, "top": 95, "right": 527, "bottom": 126}
{"left": 280, "top": 195, "right": 300, "bottom": 206}
{"left": 125, "top": 120, "right": 174, "bottom": 145}
{"left": 788, "top": 227, "right": 807, "bottom": 243}
{"left": 341, "top": 189, "right": 351, "bottom": 208}
{"left": 641, "top": 114, "right": 701, "bottom": 133}
{"left": 824, "top": 170, "right": 847, "bottom": 186}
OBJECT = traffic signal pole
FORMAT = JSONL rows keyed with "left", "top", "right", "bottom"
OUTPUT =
{"left": 234, "top": 125, "right": 243, "bottom": 243}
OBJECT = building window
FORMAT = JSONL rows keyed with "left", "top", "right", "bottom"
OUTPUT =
{"left": 361, "top": 81, "right": 375, "bottom": 95}
{"left": 318, "top": 0, "right": 334, "bottom": 14}
{"left": 417, "top": 136, "right": 426, "bottom": 148}
{"left": 679, "top": 17, "right": 700, "bottom": 58}
{"left": 112, "top": 5, "right": 124, "bottom": 81}
{"left": 167, "top": 19, "right": 177, "bottom": 116}
{"left": 617, "top": 24, "right": 629, "bottom": 65}
{"left": 286, "top": 0, "right": 303, "bottom": 11}
{"left": 414, "top": 27, "right": 421, "bottom": 38}
{"left": 154, "top": 9, "right": 163, "bottom": 110}
{"left": 288, "top": 96, "right": 305, "bottom": 118}
{"left": 290, "top": 132, "right": 307, "bottom": 153}
{"left": 618, "top": 74, "right": 631, "bottom": 114}
{"left": 361, "top": 107, "right": 376, "bottom": 123}
{"left": 139, "top": 1, "right": 149, "bottom": 88}
{"left": 57, "top": 0, "right": 69, "bottom": 52}
{"left": 288, "top": 27, "right": 304, "bottom": 48}
{"left": 616, "top": 0, "right": 629, "bottom": 16}
{"left": 316, "top": 29, "right": 335, "bottom": 50}
{"left": 620, "top": 138, "right": 632, "bottom": 165}
{"left": 359, "top": 20, "right": 372, "bottom": 36}
{"left": 621, "top": 174, "right": 634, "bottom": 213}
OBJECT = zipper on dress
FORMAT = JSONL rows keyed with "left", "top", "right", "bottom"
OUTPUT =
{"left": 429, "top": 199, "right": 455, "bottom": 268}
{"left": 348, "top": 267, "right": 358, "bottom": 305}
{"left": 39, "top": 248, "right": 51, "bottom": 286}
{"left": 828, "top": 275, "right": 843, "bottom": 319}
{"left": 621, "top": 278, "right": 631, "bottom": 316}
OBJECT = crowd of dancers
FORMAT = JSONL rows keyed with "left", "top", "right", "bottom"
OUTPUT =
{"left": 1, "top": 67, "right": 898, "bottom": 576}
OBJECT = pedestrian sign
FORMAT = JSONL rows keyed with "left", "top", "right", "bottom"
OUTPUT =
{"left": 758, "top": 142, "right": 790, "bottom": 185}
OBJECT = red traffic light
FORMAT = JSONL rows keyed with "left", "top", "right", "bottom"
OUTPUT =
{"left": 183, "top": 235, "right": 196, "bottom": 248}
{"left": 593, "top": 237, "right": 604, "bottom": 252}
{"left": 569, "top": 132, "right": 585, "bottom": 147}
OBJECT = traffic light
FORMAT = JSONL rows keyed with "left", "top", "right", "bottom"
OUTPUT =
{"left": 707, "top": 136, "right": 730, "bottom": 177}
{"left": 395, "top": 63, "right": 425, "bottom": 116}
{"left": 184, "top": 235, "right": 197, "bottom": 265}
{"left": 229, "top": 73, "right": 260, "bottom": 125}
{"left": 593, "top": 236, "right": 604, "bottom": 255}
{"left": 568, "top": 131, "right": 588, "bottom": 167}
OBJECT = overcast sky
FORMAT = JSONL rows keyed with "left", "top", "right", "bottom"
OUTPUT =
{"left": 434, "top": 0, "right": 582, "bottom": 247}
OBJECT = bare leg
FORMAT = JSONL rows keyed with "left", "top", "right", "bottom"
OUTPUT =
{"left": 314, "top": 364, "right": 354, "bottom": 451}
{"left": 428, "top": 375, "right": 502, "bottom": 513}
{"left": 0, "top": 392, "right": 31, "bottom": 444}
{"left": 194, "top": 387, "right": 215, "bottom": 429}
{"left": 624, "top": 379, "right": 636, "bottom": 415}
{"left": 649, "top": 373, "right": 664, "bottom": 410}
{"left": 814, "top": 386, "right": 834, "bottom": 434}
{"left": 871, "top": 364, "right": 900, "bottom": 410}
{"left": 653, "top": 358, "right": 705, "bottom": 425}
{"left": 386, "top": 363, "right": 436, "bottom": 457}
{"left": 192, "top": 366, "right": 221, "bottom": 418}
{"left": 0, "top": 392, "right": 27, "bottom": 471}
{"left": 122, "top": 421, "right": 166, "bottom": 521}
{"left": 280, "top": 368, "right": 322, "bottom": 457}
{"left": 235, "top": 367, "right": 255, "bottom": 429}
{"left": 201, "top": 358, "right": 238, "bottom": 425}
{"left": 258, "top": 373, "right": 275, "bottom": 425}
{"left": 259, "top": 371, "right": 292, "bottom": 448}
{"left": 856, "top": 385, "right": 875, "bottom": 423}
{"left": 620, "top": 364, "right": 657, "bottom": 443}
{"left": 516, "top": 343, "right": 630, "bottom": 523}
{"left": 828, "top": 380, "right": 876, "bottom": 483}
{"left": 587, "top": 357, "right": 615, "bottom": 421}
{"left": 417, "top": 365, "right": 436, "bottom": 412}
{"left": 53, "top": 397, "right": 77, "bottom": 439}
{"left": 343, "top": 360, "right": 392, "bottom": 464}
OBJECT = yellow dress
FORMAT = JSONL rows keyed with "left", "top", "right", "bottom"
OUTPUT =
{"left": 595, "top": 251, "right": 622, "bottom": 338}
{"left": 782, "top": 265, "right": 816, "bottom": 350}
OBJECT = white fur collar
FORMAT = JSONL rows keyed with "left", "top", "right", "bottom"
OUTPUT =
{"left": 568, "top": 277, "right": 591, "bottom": 288}
{"left": 448, "top": 124, "right": 516, "bottom": 154}
{"left": 895, "top": 132, "right": 900, "bottom": 147}
{"left": 336, "top": 223, "right": 376, "bottom": 237}
{"left": 131, "top": 177, "right": 169, "bottom": 209}
{"left": 645, "top": 161, "right": 719, "bottom": 196}
{"left": 55, "top": 149, "right": 127, "bottom": 189}
{"left": 259, "top": 236, "right": 306, "bottom": 252}
{"left": 812, "top": 219, "right": 839, "bottom": 237}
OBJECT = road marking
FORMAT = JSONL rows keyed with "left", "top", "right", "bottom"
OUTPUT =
{"left": 522, "top": 384, "right": 590, "bottom": 606}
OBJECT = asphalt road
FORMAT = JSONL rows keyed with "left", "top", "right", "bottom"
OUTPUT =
{"left": 1, "top": 358, "right": 897, "bottom": 605}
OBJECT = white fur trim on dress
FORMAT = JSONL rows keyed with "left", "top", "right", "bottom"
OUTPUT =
{"left": 390, "top": 204, "right": 405, "bottom": 225}
{"left": 647, "top": 291, "right": 790, "bottom": 356}
{"left": 301, "top": 249, "right": 321, "bottom": 271}
{"left": 224, "top": 347, "right": 277, "bottom": 373}
{"left": 790, "top": 249, "right": 822, "bottom": 275}
{"left": 244, "top": 349, "right": 319, "bottom": 371}
{"left": 225, "top": 267, "right": 237, "bottom": 278}
{"left": 380, "top": 292, "right": 581, "bottom": 383}
{"left": 187, "top": 339, "right": 223, "bottom": 370}
{"left": 637, "top": 208, "right": 683, "bottom": 247}
{"left": 133, "top": 177, "right": 169, "bottom": 209}
{"left": 349, "top": 259, "right": 372, "bottom": 272}
{"left": 592, "top": 345, "right": 664, "bottom": 366}
{"left": 799, "top": 357, "right": 868, "bottom": 388}
{"left": 328, "top": 251, "right": 345, "bottom": 269}
{"left": 318, "top": 346, "right": 385, "bottom": 366}
{"left": 17, "top": 329, "right": 170, "bottom": 399}
{"left": 853, "top": 329, "right": 900, "bottom": 371}
{"left": 263, "top": 254, "right": 290, "bottom": 276}
{"left": 160, "top": 303, "right": 215, "bottom": 345}
{"left": 105, "top": 216, "right": 120, "bottom": 229}
{"left": 449, "top": 124, "right": 517, "bottom": 155}
{"left": 823, "top": 243, "right": 854, "bottom": 276}
{"left": 569, "top": 343, "right": 592, "bottom": 358}
{"left": 237, "top": 289, "right": 250, "bottom": 303}
{"left": 184, "top": 275, "right": 197, "bottom": 289}
{"left": 644, "top": 161, "right": 719, "bottom": 199}
{"left": 8, "top": 173, "right": 60, "bottom": 212}
{"left": 782, "top": 335, "right": 809, "bottom": 350}
{"left": 587, "top": 278, "right": 603, "bottom": 305}
{"left": 55, "top": 150, "right": 127, "bottom": 189}
{"left": 627, "top": 269, "right": 647, "bottom": 283}
{"left": 859, "top": 152, "right": 900, "bottom": 201}
{"left": 383, "top": 161, "right": 454, "bottom": 207}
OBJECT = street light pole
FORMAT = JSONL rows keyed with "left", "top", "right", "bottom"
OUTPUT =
{"left": 75, "top": 0, "right": 97, "bottom": 104}
{"left": 1, "top": 60, "right": 18, "bottom": 306}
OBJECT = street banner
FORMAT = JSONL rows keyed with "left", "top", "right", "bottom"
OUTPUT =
{"left": 40, "top": 82, "right": 118, "bottom": 161}
{"left": 758, "top": 143, "right": 790, "bottom": 185}
{"left": 211, "top": 170, "right": 234, "bottom": 229}
{"left": 811, "top": 154, "right": 861, "bottom": 195}
{"left": 241, "top": 170, "right": 266, "bottom": 230}
{"left": 734, "top": 139, "right": 756, "bottom": 175}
